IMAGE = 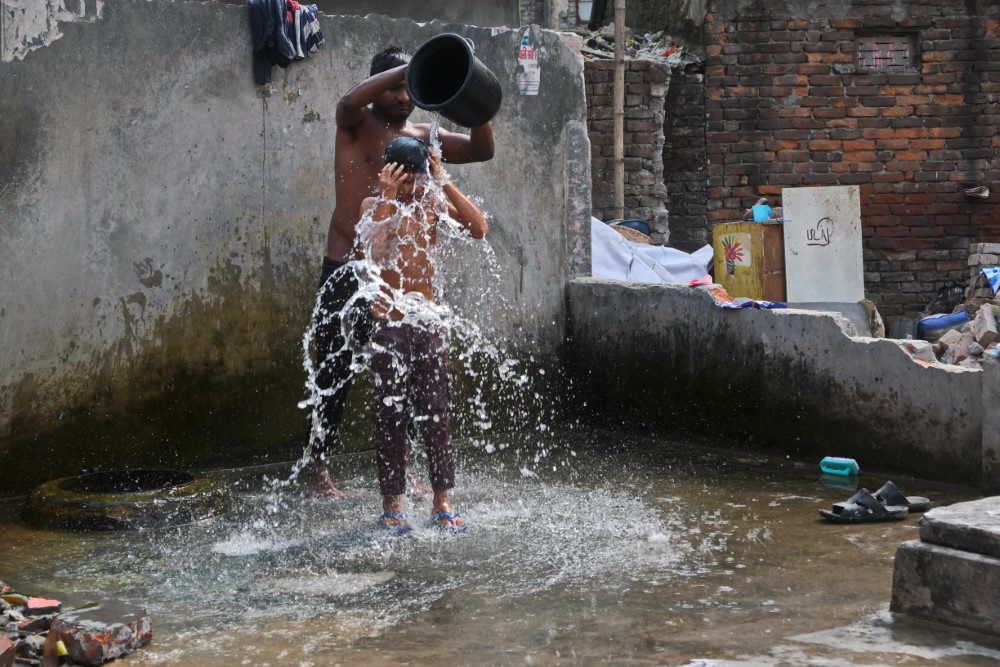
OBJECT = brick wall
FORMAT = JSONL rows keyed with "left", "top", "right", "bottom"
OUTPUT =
{"left": 663, "top": 63, "right": 708, "bottom": 250}
{"left": 702, "top": 0, "right": 1000, "bottom": 316}
{"left": 585, "top": 59, "right": 671, "bottom": 241}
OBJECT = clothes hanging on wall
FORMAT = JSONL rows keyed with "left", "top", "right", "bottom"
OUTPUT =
{"left": 247, "top": 0, "right": 323, "bottom": 85}
{"left": 298, "top": 4, "right": 324, "bottom": 57}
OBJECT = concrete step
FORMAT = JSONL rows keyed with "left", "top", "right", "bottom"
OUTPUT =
{"left": 891, "top": 539, "right": 1000, "bottom": 637}
{"left": 919, "top": 497, "right": 1000, "bottom": 559}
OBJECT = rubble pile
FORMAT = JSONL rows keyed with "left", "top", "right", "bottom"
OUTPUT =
{"left": 1, "top": 580, "right": 151, "bottom": 666}
{"left": 579, "top": 26, "right": 699, "bottom": 66}
{"left": 929, "top": 304, "right": 999, "bottom": 368}
{"left": 918, "top": 243, "right": 1000, "bottom": 369}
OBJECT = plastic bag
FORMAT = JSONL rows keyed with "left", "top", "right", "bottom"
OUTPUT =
{"left": 982, "top": 266, "right": 1000, "bottom": 295}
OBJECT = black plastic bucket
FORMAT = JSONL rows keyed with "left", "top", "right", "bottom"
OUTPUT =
{"left": 405, "top": 33, "right": 503, "bottom": 128}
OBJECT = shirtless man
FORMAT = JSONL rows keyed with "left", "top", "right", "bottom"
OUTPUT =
{"left": 306, "top": 45, "right": 495, "bottom": 498}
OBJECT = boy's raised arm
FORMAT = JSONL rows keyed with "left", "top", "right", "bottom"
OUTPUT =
{"left": 430, "top": 151, "right": 488, "bottom": 238}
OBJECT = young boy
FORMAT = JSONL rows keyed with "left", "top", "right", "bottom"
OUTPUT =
{"left": 359, "top": 136, "right": 489, "bottom": 533}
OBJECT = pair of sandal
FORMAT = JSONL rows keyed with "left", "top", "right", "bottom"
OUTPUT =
{"left": 819, "top": 481, "right": 931, "bottom": 523}
{"left": 377, "top": 509, "right": 468, "bottom": 535}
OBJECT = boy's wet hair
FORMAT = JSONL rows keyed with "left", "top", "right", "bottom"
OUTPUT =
{"left": 384, "top": 136, "right": 429, "bottom": 173}
{"left": 370, "top": 45, "right": 410, "bottom": 76}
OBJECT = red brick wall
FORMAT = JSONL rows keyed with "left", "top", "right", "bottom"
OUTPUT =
{"left": 585, "top": 59, "right": 671, "bottom": 241}
{"left": 703, "top": 0, "right": 1000, "bottom": 316}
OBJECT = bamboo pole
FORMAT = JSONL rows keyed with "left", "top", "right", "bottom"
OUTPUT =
{"left": 613, "top": 0, "right": 626, "bottom": 220}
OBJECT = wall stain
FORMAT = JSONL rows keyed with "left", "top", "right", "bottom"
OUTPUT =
{"left": 133, "top": 258, "right": 163, "bottom": 288}
{"left": 0, "top": 251, "right": 324, "bottom": 496}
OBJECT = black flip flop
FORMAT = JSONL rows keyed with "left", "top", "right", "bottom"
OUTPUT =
{"left": 873, "top": 480, "right": 931, "bottom": 512}
{"left": 819, "top": 488, "right": 908, "bottom": 523}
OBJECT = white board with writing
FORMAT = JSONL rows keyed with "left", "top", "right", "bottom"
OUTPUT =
{"left": 782, "top": 185, "right": 864, "bottom": 303}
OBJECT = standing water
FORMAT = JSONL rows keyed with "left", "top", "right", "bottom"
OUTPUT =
{"left": 0, "top": 433, "right": 996, "bottom": 664}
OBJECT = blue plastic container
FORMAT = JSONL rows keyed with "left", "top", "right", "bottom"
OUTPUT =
{"left": 751, "top": 204, "right": 772, "bottom": 222}
{"left": 819, "top": 456, "right": 860, "bottom": 476}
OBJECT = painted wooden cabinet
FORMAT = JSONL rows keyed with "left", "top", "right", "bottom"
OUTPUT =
{"left": 711, "top": 222, "right": 786, "bottom": 301}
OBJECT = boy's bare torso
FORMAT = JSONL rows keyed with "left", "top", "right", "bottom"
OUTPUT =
{"left": 364, "top": 191, "right": 442, "bottom": 321}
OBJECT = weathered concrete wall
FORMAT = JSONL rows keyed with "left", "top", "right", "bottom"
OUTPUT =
{"left": 982, "top": 360, "right": 1000, "bottom": 494}
{"left": 567, "top": 279, "right": 985, "bottom": 485}
{"left": 0, "top": 0, "right": 590, "bottom": 493}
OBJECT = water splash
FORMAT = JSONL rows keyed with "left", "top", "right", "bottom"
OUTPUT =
{"left": 259, "top": 122, "right": 559, "bottom": 511}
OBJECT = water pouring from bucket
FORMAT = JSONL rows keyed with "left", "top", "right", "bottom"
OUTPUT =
{"left": 406, "top": 33, "right": 503, "bottom": 128}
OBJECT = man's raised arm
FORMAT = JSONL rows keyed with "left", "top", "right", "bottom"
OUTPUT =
{"left": 336, "top": 64, "right": 407, "bottom": 128}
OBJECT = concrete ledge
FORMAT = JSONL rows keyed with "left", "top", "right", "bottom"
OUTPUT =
{"left": 919, "top": 497, "right": 1000, "bottom": 559}
{"left": 891, "top": 539, "right": 1000, "bottom": 637}
{"left": 983, "top": 360, "right": 1000, "bottom": 494}
{"left": 568, "top": 278, "right": 986, "bottom": 485}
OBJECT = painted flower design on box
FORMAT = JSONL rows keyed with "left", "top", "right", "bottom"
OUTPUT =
{"left": 722, "top": 235, "right": 745, "bottom": 276}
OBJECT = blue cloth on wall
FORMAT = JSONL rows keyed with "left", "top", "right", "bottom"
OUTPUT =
{"left": 247, "top": 0, "right": 296, "bottom": 84}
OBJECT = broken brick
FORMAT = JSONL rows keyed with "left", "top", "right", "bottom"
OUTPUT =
{"left": 0, "top": 636, "right": 14, "bottom": 667}
{"left": 973, "top": 305, "right": 999, "bottom": 348}
{"left": 938, "top": 328, "right": 963, "bottom": 351}
{"left": 50, "top": 605, "right": 151, "bottom": 667}
{"left": 954, "top": 331, "right": 976, "bottom": 363}
{"left": 973, "top": 243, "right": 1000, "bottom": 255}
{"left": 17, "top": 615, "right": 52, "bottom": 633}
{"left": 26, "top": 599, "right": 61, "bottom": 616}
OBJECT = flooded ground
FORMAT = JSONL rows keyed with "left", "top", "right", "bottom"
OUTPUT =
{"left": 2, "top": 430, "right": 999, "bottom": 665}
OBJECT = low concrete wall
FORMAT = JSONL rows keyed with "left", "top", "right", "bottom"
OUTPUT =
{"left": 983, "top": 361, "right": 1000, "bottom": 494}
{"left": 0, "top": 1, "right": 590, "bottom": 493}
{"left": 568, "top": 279, "right": 991, "bottom": 487}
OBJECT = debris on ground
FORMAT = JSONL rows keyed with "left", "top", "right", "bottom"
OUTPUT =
{"left": 1, "top": 581, "right": 151, "bottom": 666}
{"left": 914, "top": 243, "right": 1000, "bottom": 369}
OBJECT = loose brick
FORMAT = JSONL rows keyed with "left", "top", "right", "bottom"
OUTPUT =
{"left": 974, "top": 305, "right": 1000, "bottom": 347}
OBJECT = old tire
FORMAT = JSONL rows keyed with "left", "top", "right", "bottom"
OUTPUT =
{"left": 26, "top": 469, "right": 232, "bottom": 530}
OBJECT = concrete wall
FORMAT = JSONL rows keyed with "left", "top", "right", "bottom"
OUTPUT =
{"left": 0, "top": 0, "right": 590, "bottom": 493}
{"left": 568, "top": 279, "right": 989, "bottom": 486}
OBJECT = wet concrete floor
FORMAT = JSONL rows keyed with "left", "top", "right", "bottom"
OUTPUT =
{"left": 1, "top": 430, "right": 999, "bottom": 665}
